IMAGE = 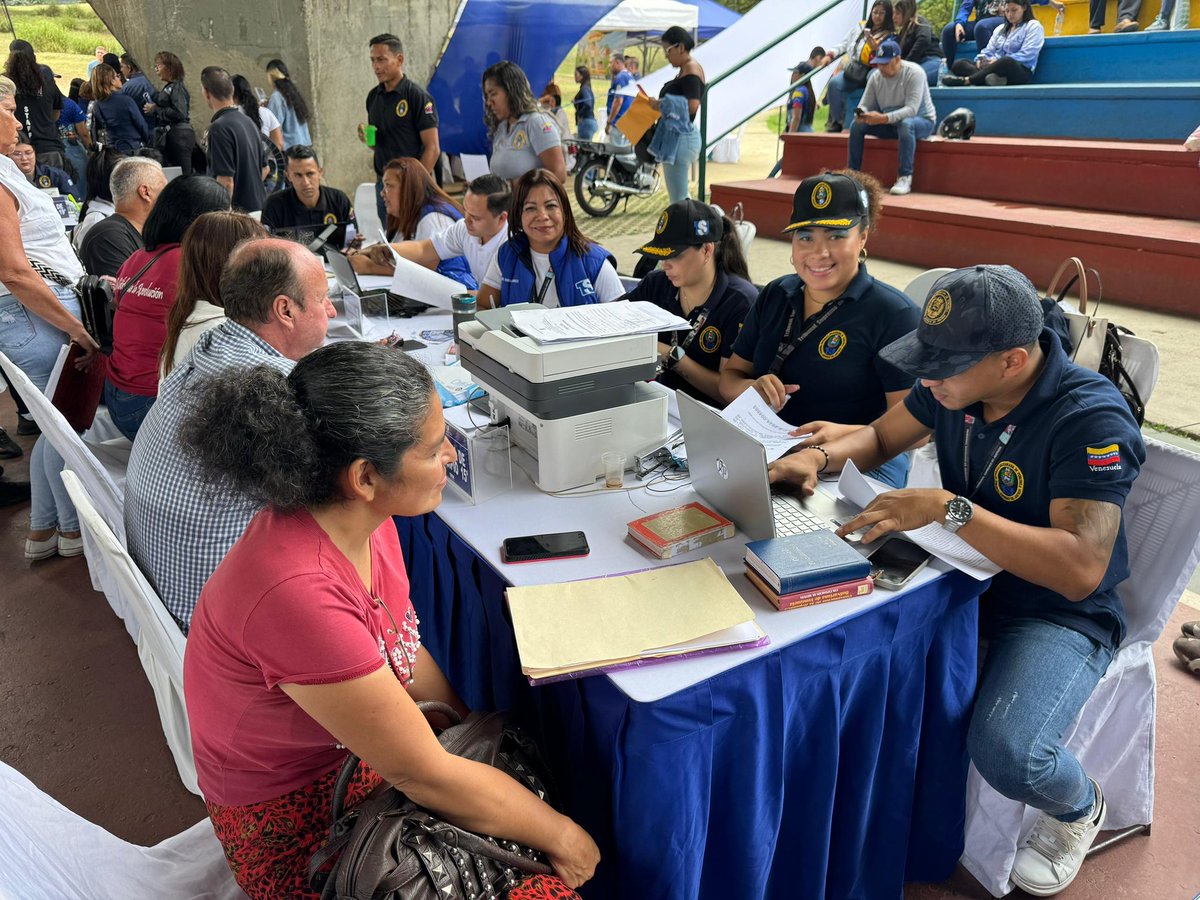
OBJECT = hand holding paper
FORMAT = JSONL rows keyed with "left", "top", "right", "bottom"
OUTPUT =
{"left": 720, "top": 389, "right": 812, "bottom": 463}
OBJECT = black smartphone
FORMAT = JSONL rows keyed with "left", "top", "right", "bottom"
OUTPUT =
{"left": 866, "top": 537, "right": 932, "bottom": 590}
{"left": 854, "top": 107, "right": 867, "bottom": 117}
{"left": 384, "top": 334, "right": 428, "bottom": 352}
{"left": 501, "top": 531, "right": 590, "bottom": 564}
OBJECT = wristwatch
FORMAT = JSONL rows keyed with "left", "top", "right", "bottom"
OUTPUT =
{"left": 666, "top": 345, "right": 687, "bottom": 369}
{"left": 943, "top": 495, "right": 974, "bottom": 534}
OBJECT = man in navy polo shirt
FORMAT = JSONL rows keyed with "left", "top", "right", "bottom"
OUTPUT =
{"left": 769, "top": 264, "right": 1145, "bottom": 897}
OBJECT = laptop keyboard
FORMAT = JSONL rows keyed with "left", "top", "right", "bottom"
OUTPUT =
{"left": 771, "top": 495, "right": 828, "bottom": 537}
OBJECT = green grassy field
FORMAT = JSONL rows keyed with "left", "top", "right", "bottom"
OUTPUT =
{"left": 2, "top": 3, "right": 120, "bottom": 81}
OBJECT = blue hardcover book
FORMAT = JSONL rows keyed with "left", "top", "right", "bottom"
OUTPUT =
{"left": 744, "top": 531, "right": 871, "bottom": 595}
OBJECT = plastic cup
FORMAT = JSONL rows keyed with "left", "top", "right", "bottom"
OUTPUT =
{"left": 364, "top": 124, "right": 377, "bottom": 147}
{"left": 602, "top": 451, "right": 626, "bottom": 489}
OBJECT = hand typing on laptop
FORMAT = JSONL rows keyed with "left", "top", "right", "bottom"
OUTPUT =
{"left": 834, "top": 488, "right": 955, "bottom": 545}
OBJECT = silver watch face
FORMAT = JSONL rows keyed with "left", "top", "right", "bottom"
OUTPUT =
{"left": 946, "top": 497, "right": 972, "bottom": 523}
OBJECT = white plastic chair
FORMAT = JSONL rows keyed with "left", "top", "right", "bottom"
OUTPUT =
{"left": 904, "top": 267, "right": 954, "bottom": 306}
{"left": 0, "top": 761, "right": 242, "bottom": 900}
{"left": 354, "top": 181, "right": 384, "bottom": 242}
{"left": 961, "top": 437, "right": 1200, "bottom": 896}
{"left": 61, "top": 469, "right": 199, "bottom": 796}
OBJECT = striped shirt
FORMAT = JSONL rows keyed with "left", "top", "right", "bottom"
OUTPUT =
{"left": 124, "top": 320, "right": 294, "bottom": 631}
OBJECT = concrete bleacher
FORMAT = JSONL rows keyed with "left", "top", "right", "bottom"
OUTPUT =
{"left": 710, "top": 29, "right": 1200, "bottom": 315}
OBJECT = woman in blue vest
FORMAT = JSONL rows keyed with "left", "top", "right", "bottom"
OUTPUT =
{"left": 350, "top": 156, "right": 476, "bottom": 289}
{"left": 478, "top": 168, "right": 623, "bottom": 309}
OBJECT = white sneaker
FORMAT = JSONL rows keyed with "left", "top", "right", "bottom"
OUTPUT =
{"left": 1011, "top": 780, "right": 1106, "bottom": 896}
{"left": 890, "top": 175, "right": 912, "bottom": 195}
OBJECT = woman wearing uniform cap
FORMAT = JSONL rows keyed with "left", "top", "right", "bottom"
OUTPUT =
{"left": 624, "top": 199, "right": 756, "bottom": 406}
{"left": 719, "top": 170, "right": 919, "bottom": 488}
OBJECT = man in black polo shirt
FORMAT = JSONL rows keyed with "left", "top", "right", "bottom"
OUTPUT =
{"left": 261, "top": 145, "right": 355, "bottom": 254}
{"left": 201, "top": 66, "right": 267, "bottom": 213}
{"left": 79, "top": 157, "right": 166, "bottom": 277}
{"left": 360, "top": 33, "right": 439, "bottom": 227}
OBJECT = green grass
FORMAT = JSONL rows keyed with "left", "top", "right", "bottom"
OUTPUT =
{"left": 0, "top": 4, "right": 121, "bottom": 57}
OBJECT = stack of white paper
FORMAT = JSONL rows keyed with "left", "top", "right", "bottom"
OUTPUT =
{"left": 509, "top": 301, "right": 691, "bottom": 344}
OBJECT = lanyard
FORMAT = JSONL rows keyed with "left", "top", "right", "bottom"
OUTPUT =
{"left": 961, "top": 413, "right": 1016, "bottom": 499}
{"left": 768, "top": 295, "right": 848, "bottom": 377}
{"left": 670, "top": 283, "right": 724, "bottom": 355}
{"left": 532, "top": 270, "right": 555, "bottom": 305}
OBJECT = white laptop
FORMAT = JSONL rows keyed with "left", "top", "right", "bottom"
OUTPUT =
{"left": 677, "top": 391, "right": 858, "bottom": 542}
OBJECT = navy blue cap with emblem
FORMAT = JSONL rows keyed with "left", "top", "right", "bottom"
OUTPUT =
{"left": 636, "top": 198, "right": 724, "bottom": 259}
{"left": 784, "top": 172, "right": 870, "bottom": 234}
{"left": 880, "top": 264, "right": 1046, "bottom": 380}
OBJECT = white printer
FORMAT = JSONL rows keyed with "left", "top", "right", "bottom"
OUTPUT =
{"left": 457, "top": 306, "right": 668, "bottom": 492}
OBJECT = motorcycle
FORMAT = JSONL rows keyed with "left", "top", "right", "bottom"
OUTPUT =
{"left": 568, "top": 138, "right": 662, "bottom": 217}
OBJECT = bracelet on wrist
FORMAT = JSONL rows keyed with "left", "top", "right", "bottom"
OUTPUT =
{"left": 807, "top": 445, "right": 830, "bottom": 474}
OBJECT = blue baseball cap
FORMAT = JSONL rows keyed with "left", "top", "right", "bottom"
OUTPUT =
{"left": 871, "top": 39, "right": 902, "bottom": 65}
{"left": 879, "top": 265, "right": 1045, "bottom": 379}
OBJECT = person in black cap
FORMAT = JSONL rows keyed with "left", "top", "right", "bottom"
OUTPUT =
{"left": 770, "top": 264, "right": 1145, "bottom": 898}
{"left": 719, "top": 170, "right": 919, "bottom": 487}
{"left": 846, "top": 38, "right": 936, "bottom": 196}
{"left": 624, "top": 199, "right": 756, "bottom": 405}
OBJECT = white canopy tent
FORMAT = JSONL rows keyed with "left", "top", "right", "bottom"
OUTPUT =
{"left": 593, "top": 0, "right": 699, "bottom": 34}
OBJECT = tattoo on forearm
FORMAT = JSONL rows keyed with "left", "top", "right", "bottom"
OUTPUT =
{"left": 1057, "top": 499, "right": 1121, "bottom": 555}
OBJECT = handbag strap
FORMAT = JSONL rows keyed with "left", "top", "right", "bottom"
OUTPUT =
{"left": 1045, "top": 257, "right": 1088, "bottom": 314}
{"left": 114, "top": 247, "right": 173, "bottom": 307}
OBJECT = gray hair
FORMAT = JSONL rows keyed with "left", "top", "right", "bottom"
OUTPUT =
{"left": 177, "top": 342, "right": 437, "bottom": 509}
{"left": 109, "top": 157, "right": 164, "bottom": 203}
{"left": 219, "top": 238, "right": 307, "bottom": 325}
{"left": 0, "top": 75, "right": 15, "bottom": 102}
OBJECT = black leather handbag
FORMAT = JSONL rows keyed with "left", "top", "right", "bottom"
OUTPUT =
{"left": 308, "top": 703, "right": 557, "bottom": 900}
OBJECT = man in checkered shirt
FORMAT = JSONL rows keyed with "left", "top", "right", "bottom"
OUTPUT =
{"left": 125, "top": 238, "right": 335, "bottom": 631}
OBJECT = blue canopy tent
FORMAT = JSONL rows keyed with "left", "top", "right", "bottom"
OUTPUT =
{"left": 427, "top": 0, "right": 740, "bottom": 156}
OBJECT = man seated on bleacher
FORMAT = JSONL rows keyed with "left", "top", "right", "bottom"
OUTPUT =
{"left": 846, "top": 40, "right": 937, "bottom": 196}
{"left": 770, "top": 265, "right": 1145, "bottom": 898}
{"left": 124, "top": 238, "right": 335, "bottom": 631}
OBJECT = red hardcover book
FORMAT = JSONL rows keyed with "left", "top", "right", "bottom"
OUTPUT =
{"left": 627, "top": 502, "right": 736, "bottom": 559}
{"left": 48, "top": 344, "right": 107, "bottom": 432}
{"left": 745, "top": 565, "right": 874, "bottom": 612}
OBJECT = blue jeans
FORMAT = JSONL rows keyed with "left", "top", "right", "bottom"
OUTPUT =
{"left": 848, "top": 114, "right": 936, "bottom": 177}
{"left": 826, "top": 73, "right": 865, "bottom": 130}
{"left": 920, "top": 57, "right": 942, "bottom": 86}
{"left": 102, "top": 378, "right": 155, "bottom": 441}
{"left": 968, "top": 618, "right": 1113, "bottom": 821}
{"left": 577, "top": 117, "right": 599, "bottom": 141}
{"left": 663, "top": 127, "right": 701, "bottom": 204}
{"left": 941, "top": 17, "right": 1004, "bottom": 65}
{"left": 0, "top": 287, "right": 80, "bottom": 533}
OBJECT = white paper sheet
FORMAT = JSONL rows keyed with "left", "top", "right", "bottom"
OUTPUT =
{"left": 719, "top": 389, "right": 811, "bottom": 463}
{"left": 509, "top": 300, "right": 690, "bottom": 344}
{"left": 388, "top": 254, "right": 466, "bottom": 310}
{"left": 837, "top": 459, "right": 1001, "bottom": 580}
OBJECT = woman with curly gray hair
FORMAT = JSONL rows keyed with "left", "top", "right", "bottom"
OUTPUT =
{"left": 482, "top": 60, "right": 565, "bottom": 184}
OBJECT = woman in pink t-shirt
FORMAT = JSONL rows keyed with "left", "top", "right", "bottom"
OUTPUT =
{"left": 103, "top": 174, "right": 230, "bottom": 439}
{"left": 179, "top": 341, "right": 599, "bottom": 900}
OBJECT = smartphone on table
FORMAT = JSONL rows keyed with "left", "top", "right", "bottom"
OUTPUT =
{"left": 501, "top": 531, "right": 590, "bottom": 564}
{"left": 866, "top": 537, "right": 932, "bottom": 590}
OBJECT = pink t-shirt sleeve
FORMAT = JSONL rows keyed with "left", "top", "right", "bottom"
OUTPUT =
{"left": 241, "top": 574, "right": 387, "bottom": 689}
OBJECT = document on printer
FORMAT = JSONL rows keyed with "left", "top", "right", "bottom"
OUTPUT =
{"left": 509, "top": 301, "right": 691, "bottom": 343}
{"left": 837, "top": 459, "right": 1001, "bottom": 580}
{"left": 720, "top": 389, "right": 812, "bottom": 463}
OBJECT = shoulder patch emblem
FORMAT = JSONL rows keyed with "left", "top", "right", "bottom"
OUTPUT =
{"left": 1086, "top": 444, "right": 1122, "bottom": 471}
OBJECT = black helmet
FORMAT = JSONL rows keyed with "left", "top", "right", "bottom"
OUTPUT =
{"left": 938, "top": 107, "right": 976, "bottom": 140}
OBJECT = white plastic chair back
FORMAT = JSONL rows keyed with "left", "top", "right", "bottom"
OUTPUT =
{"left": 0, "top": 351, "right": 129, "bottom": 544}
{"left": 354, "top": 181, "right": 384, "bottom": 242}
{"left": 460, "top": 153, "right": 491, "bottom": 181}
{"left": 1116, "top": 332, "right": 1161, "bottom": 413}
{"left": 0, "top": 761, "right": 243, "bottom": 900}
{"left": 708, "top": 124, "right": 746, "bottom": 164}
{"left": 904, "top": 267, "right": 953, "bottom": 305}
{"left": 961, "top": 437, "right": 1200, "bottom": 896}
{"left": 61, "top": 469, "right": 198, "bottom": 796}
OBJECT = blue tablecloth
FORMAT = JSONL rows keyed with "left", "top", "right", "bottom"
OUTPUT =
{"left": 395, "top": 513, "right": 983, "bottom": 900}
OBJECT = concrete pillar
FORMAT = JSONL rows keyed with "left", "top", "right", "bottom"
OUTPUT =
{"left": 87, "top": 0, "right": 458, "bottom": 193}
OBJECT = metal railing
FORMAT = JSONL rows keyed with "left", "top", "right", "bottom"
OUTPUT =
{"left": 696, "top": 0, "right": 851, "bottom": 200}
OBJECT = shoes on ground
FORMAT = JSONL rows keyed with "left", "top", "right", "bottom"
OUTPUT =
{"left": 24, "top": 531, "right": 84, "bottom": 561}
{"left": 1011, "top": 779, "right": 1106, "bottom": 896}
{"left": 825, "top": 121, "right": 843, "bottom": 133}
{"left": 0, "top": 427, "right": 22, "bottom": 459}
{"left": 984, "top": 74, "right": 1009, "bottom": 86}
{"left": 16, "top": 417, "right": 39, "bottom": 436}
{"left": 1144, "top": 15, "right": 1169, "bottom": 29}
{"left": 1088, "top": 26, "right": 1103, "bottom": 33}
{"left": 0, "top": 478, "right": 31, "bottom": 508}
{"left": 890, "top": 175, "right": 913, "bottom": 195}
{"left": 58, "top": 533, "right": 84, "bottom": 558}
{"left": 1174, "top": 637, "right": 1200, "bottom": 674}
{"left": 1181, "top": 621, "right": 1200, "bottom": 638}
{"left": 941, "top": 75, "right": 970, "bottom": 86}
{"left": 1114, "top": 18, "right": 1140, "bottom": 31}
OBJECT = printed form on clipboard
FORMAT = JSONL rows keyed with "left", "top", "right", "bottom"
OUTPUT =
{"left": 837, "top": 459, "right": 1001, "bottom": 580}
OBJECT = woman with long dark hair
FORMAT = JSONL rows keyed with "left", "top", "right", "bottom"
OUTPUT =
{"left": 232, "top": 74, "right": 284, "bottom": 152}
{"left": 483, "top": 60, "right": 566, "bottom": 184}
{"left": 89, "top": 63, "right": 151, "bottom": 153}
{"left": 478, "top": 168, "right": 622, "bottom": 309}
{"left": 160, "top": 211, "right": 267, "bottom": 376}
{"left": 349, "top": 157, "right": 475, "bottom": 287}
{"left": 943, "top": 0, "right": 1045, "bottom": 86}
{"left": 4, "top": 47, "right": 66, "bottom": 170}
{"left": 265, "top": 58, "right": 311, "bottom": 149}
{"left": 644, "top": 25, "right": 706, "bottom": 204}
{"left": 625, "top": 199, "right": 756, "bottom": 405}
{"left": 893, "top": 0, "right": 944, "bottom": 86}
{"left": 821, "top": 0, "right": 895, "bottom": 132}
{"left": 143, "top": 51, "right": 195, "bottom": 174}
{"left": 572, "top": 65, "right": 597, "bottom": 140}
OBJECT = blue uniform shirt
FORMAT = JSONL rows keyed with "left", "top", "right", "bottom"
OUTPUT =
{"left": 731, "top": 265, "right": 919, "bottom": 427}
{"left": 626, "top": 268, "right": 756, "bottom": 402}
{"left": 905, "top": 328, "right": 1145, "bottom": 650}
{"left": 607, "top": 69, "right": 634, "bottom": 123}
